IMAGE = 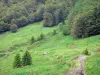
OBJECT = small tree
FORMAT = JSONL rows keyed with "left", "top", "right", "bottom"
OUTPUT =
{"left": 43, "top": 12, "right": 54, "bottom": 27}
{"left": 53, "top": 29, "right": 57, "bottom": 35}
{"left": 83, "top": 48, "right": 89, "bottom": 55}
{"left": 30, "top": 36, "right": 35, "bottom": 44}
{"left": 22, "top": 51, "right": 32, "bottom": 66}
{"left": 37, "top": 33, "right": 45, "bottom": 41}
{"left": 58, "top": 23, "right": 63, "bottom": 31}
{"left": 16, "top": 16, "right": 28, "bottom": 27}
{"left": 62, "top": 25, "right": 69, "bottom": 36}
{"left": 13, "top": 53, "right": 21, "bottom": 68}
{"left": 10, "top": 24, "right": 18, "bottom": 33}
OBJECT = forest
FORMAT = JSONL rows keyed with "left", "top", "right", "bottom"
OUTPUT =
{"left": 0, "top": 0, "right": 99, "bottom": 39}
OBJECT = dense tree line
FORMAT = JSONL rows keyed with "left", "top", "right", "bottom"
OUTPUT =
{"left": 68, "top": 0, "right": 100, "bottom": 39}
{"left": 0, "top": 0, "right": 45, "bottom": 33}
{"left": 0, "top": 0, "right": 76, "bottom": 33}
{"left": 43, "top": 0, "right": 76, "bottom": 27}
{"left": 0, "top": 0, "right": 99, "bottom": 39}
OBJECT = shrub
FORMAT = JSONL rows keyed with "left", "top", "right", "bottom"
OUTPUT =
{"left": 62, "top": 25, "right": 69, "bottom": 36}
{"left": 10, "top": 24, "right": 18, "bottom": 33}
{"left": 83, "top": 48, "right": 90, "bottom": 55}
{"left": 16, "top": 16, "right": 28, "bottom": 27}
{"left": 22, "top": 51, "right": 32, "bottom": 66}
{"left": 37, "top": 33, "right": 45, "bottom": 41}
{"left": 52, "top": 29, "right": 57, "bottom": 35}
{"left": 30, "top": 36, "right": 35, "bottom": 44}
{"left": 0, "top": 53, "right": 6, "bottom": 58}
{"left": 58, "top": 23, "right": 63, "bottom": 31}
{"left": 13, "top": 53, "right": 21, "bottom": 68}
{"left": 40, "top": 33, "right": 45, "bottom": 39}
{"left": 0, "top": 21, "right": 9, "bottom": 33}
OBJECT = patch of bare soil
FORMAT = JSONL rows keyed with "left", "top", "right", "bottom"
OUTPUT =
{"left": 66, "top": 56, "right": 87, "bottom": 75}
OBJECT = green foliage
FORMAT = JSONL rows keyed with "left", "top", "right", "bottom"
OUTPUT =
{"left": 16, "top": 16, "right": 28, "bottom": 27}
{"left": 58, "top": 23, "right": 63, "bottom": 31}
{"left": 10, "top": 24, "right": 18, "bottom": 33}
{"left": 62, "top": 25, "right": 69, "bottom": 36}
{"left": 0, "top": 21, "right": 100, "bottom": 74}
{"left": 83, "top": 48, "right": 89, "bottom": 55}
{"left": 30, "top": 36, "right": 35, "bottom": 44}
{"left": 37, "top": 33, "right": 45, "bottom": 41}
{"left": 52, "top": 29, "right": 57, "bottom": 35}
{"left": 0, "top": 53, "right": 6, "bottom": 58}
{"left": 68, "top": 0, "right": 100, "bottom": 39}
{"left": 86, "top": 53, "right": 100, "bottom": 75}
{"left": 0, "top": 0, "right": 43, "bottom": 33}
{"left": 43, "top": 0, "right": 76, "bottom": 27}
{"left": 22, "top": 51, "right": 32, "bottom": 66}
{"left": 0, "top": 21, "right": 9, "bottom": 33}
{"left": 40, "top": 33, "right": 45, "bottom": 40}
{"left": 58, "top": 23, "right": 69, "bottom": 36}
{"left": 43, "top": 12, "right": 54, "bottom": 27}
{"left": 71, "top": 8, "right": 100, "bottom": 39}
{"left": 0, "top": 0, "right": 76, "bottom": 33}
{"left": 13, "top": 53, "right": 21, "bottom": 68}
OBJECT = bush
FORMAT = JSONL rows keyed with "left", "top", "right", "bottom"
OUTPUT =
{"left": 22, "top": 51, "right": 32, "bottom": 66}
{"left": 37, "top": 33, "right": 45, "bottom": 41}
{"left": 40, "top": 33, "right": 45, "bottom": 39}
{"left": 62, "top": 25, "right": 69, "bottom": 36}
{"left": 10, "top": 24, "right": 18, "bottom": 33}
{"left": 58, "top": 23, "right": 63, "bottom": 31}
{"left": 13, "top": 53, "right": 22, "bottom": 68}
{"left": 30, "top": 36, "right": 35, "bottom": 44}
{"left": 16, "top": 16, "right": 28, "bottom": 27}
{"left": 0, "top": 21, "right": 9, "bottom": 33}
{"left": 83, "top": 48, "right": 90, "bottom": 55}
{"left": 52, "top": 29, "right": 57, "bottom": 35}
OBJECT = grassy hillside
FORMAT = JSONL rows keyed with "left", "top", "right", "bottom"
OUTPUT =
{"left": 0, "top": 22, "right": 57, "bottom": 50}
{"left": 86, "top": 53, "right": 100, "bottom": 75}
{"left": 0, "top": 21, "right": 100, "bottom": 75}
{"left": 0, "top": 0, "right": 100, "bottom": 75}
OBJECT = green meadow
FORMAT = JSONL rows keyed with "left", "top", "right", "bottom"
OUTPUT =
{"left": 0, "top": 22, "right": 100, "bottom": 75}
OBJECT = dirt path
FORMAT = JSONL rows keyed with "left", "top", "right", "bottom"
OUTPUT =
{"left": 66, "top": 56, "right": 87, "bottom": 75}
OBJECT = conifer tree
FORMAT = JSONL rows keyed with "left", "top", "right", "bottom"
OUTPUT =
{"left": 22, "top": 51, "right": 32, "bottom": 66}
{"left": 13, "top": 53, "right": 21, "bottom": 68}
{"left": 40, "top": 33, "right": 44, "bottom": 40}
{"left": 30, "top": 36, "right": 35, "bottom": 44}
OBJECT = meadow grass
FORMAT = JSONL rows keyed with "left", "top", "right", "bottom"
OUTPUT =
{"left": 0, "top": 22, "right": 100, "bottom": 75}
{"left": 85, "top": 52, "right": 100, "bottom": 75}
{"left": 0, "top": 22, "right": 57, "bottom": 51}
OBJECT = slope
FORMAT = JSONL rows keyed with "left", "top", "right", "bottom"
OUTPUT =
{"left": 0, "top": 22, "right": 100, "bottom": 75}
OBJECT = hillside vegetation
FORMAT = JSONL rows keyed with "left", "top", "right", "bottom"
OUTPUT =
{"left": 0, "top": 0, "right": 76, "bottom": 32}
{"left": 0, "top": 0, "right": 100, "bottom": 39}
{"left": 68, "top": 0, "right": 100, "bottom": 39}
{"left": 0, "top": 22, "right": 100, "bottom": 75}
{"left": 0, "top": 0, "right": 100, "bottom": 75}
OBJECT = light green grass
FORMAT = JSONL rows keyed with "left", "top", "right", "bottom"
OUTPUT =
{"left": 0, "top": 22, "right": 57, "bottom": 51}
{"left": 0, "top": 22, "right": 100, "bottom": 75}
{"left": 85, "top": 52, "right": 100, "bottom": 75}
